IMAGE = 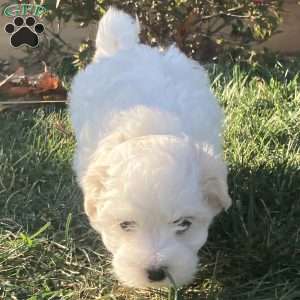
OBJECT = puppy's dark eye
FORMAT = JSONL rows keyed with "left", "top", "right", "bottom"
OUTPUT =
{"left": 174, "top": 218, "right": 192, "bottom": 235}
{"left": 120, "top": 221, "right": 136, "bottom": 232}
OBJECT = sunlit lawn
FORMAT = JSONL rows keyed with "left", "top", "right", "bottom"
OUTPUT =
{"left": 0, "top": 63, "right": 299, "bottom": 299}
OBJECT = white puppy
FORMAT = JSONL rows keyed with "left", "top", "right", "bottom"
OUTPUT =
{"left": 69, "top": 7, "right": 231, "bottom": 288}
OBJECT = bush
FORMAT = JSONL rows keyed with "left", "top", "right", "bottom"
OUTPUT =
{"left": 50, "top": 0, "right": 282, "bottom": 62}
{"left": 2, "top": 1, "right": 283, "bottom": 80}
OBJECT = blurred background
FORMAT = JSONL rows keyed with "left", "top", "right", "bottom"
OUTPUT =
{"left": 0, "top": 0, "right": 300, "bottom": 100}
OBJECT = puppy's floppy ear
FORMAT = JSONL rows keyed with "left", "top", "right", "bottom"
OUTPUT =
{"left": 80, "top": 165, "right": 107, "bottom": 223}
{"left": 80, "top": 132, "right": 126, "bottom": 222}
{"left": 199, "top": 148, "right": 231, "bottom": 216}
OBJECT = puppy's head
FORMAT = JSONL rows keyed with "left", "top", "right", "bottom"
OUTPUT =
{"left": 81, "top": 135, "right": 231, "bottom": 287}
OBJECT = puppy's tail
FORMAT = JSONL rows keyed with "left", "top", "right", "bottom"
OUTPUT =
{"left": 94, "top": 7, "right": 140, "bottom": 60}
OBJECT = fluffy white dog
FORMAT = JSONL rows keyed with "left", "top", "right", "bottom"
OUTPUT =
{"left": 69, "top": 7, "right": 231, "bottom": 288}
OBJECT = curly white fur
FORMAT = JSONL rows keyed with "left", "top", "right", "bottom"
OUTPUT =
{"left": 69, "top": 7, "right": 231, "bottom": 288}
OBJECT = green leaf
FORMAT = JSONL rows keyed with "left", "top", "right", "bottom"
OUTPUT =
{"left": 20, "top": 233, "right": 33, "bottom": 247}
{"left": 30, "top": 222, "right": 51, "bottom": 239}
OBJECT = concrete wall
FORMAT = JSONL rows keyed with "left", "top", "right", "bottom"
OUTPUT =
{"left": 256, "top": 0, "right": 300, "bottom": 55}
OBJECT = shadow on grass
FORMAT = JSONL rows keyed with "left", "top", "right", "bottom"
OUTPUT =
{"left": 186, "top": 161, "right": 300, "bottom": 299}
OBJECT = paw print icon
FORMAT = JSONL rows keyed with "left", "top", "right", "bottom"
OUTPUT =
{"left": 4, "top": 16, "right": 44, "bottom": 48}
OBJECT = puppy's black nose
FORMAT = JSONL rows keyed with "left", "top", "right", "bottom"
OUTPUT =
{"left": 147, "top": 267, "right": 166, "bottom": 282}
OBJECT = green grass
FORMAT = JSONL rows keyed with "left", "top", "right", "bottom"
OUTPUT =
{"left": 0, "top": 64, "right": 300, "bottom": 299}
